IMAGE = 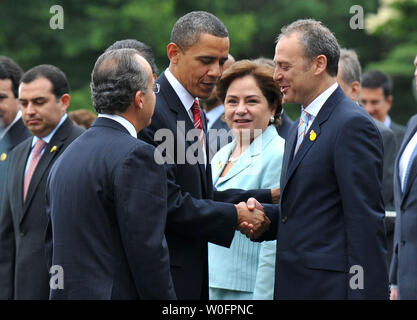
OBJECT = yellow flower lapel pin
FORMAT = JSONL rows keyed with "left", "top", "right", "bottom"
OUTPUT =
{"left": 217, "top": 161, "right": 222, "bottom": 172}
{"left": 50, "top": 145, "right": 58, "bottom": 153}
{"left": 309, "top": 130, "right": 317, "bottom": 141}
{"left": 0, "top": 153, "right": 7, "bottom": 161}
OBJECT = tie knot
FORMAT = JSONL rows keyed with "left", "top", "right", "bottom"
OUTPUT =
{"left": 192, "top": 99, "right": 200, "bottom": 111}
{"left": 33, "top": 139, "right": 46, "bottom": 156}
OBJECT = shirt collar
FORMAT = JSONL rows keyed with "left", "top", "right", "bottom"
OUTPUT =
{"left": 165, "top": 68, "right": 196, "bottom": 113}
{"left": 303, "top": 82, "right": 338, "bottom": 118}
{"left": 384, "top": 115, "right": 391, "bottom": 128}
{"left": 32, "top": 113, "right": 68, "bottom": 147}
{"left": 206, "top": 104, "right": 224, "bottom": 129}
{"left": 0, "top": 110, "right": 22, "bottom": 141}
{"left": 98, "top": 113, "right": 137, "bottom": 138}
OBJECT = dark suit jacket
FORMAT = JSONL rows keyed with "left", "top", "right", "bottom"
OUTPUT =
{"left": 389, "top": 114, "right": 417, "bottom": 299}
{"left": 372, "top": 120, "right": 397, "bottom": 268}
{"left": 276, "top": 110, "right": 294, "bottom": 140}
{"left": 45, "top": 118, "right": 176, "bottom": 300}
{"left": 138, "top": 72, "right": 272, "bottom": 299}
{"left": 0, "top": 118, "right": 31, "bottom": 206}
{"left": 0, "top": 117, "right": 83, "bottom": 299}
{"left": 390, "top": 120, "right": 406, "bottom": 153}
{"left": 261, "top": 87, "right": 389, "bottom": 299}
{"left": 207, "top": 109, "right": 232, "bottom": 160}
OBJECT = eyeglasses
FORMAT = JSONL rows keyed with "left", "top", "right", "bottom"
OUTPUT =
{"left": 152, "top": 83, "right": 160, "bottom": 94}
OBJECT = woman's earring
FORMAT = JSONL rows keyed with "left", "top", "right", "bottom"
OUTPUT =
{"left": 269, "top": 115, "right": 275, "bottom": 124}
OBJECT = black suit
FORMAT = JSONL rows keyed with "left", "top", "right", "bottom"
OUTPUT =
{"left": 45, "top": 118, "right": 176, "bottom": 299}
{"left": 138, "top": 72, "right": 272, "bottom": 299}
{"left": 207, "top": 109, "right": 232, "bottom": 159}
{"left": 0, "top": 118, "right": 31, "bottom": 206}
{"left": 390, "top": 120, "right": 406, "bottom": 153}
{"left": 0, "top": 117, "right": 83, "bottom": 299}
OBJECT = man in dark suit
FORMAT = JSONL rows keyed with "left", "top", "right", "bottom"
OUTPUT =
{"left": 138, "top": 11, "right": 273, "bottom": 299}
{"left": 361, "top": 70, "right": 406, "bottom": 148}
{"left": 45, "top": 49, "right": 176, "bottom": 300}
{"left": 0, "top": 56, "right": 31, "bottom": 204}
{"left": 337, "top": 48, "right": 397, "bottom": 267}
{"left": 0, "top": 65, "right": 84, "bottom": 299}
{"left": 389, "top": 54, "right": 417, "bottom": 300}
{"left": 202, "top": 54, "right": 235, "bottom": 159}
{"left": 247, "top": 19, "right": 389, "bottom": 299}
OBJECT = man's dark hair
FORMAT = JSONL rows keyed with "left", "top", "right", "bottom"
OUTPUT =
{"left": 171, "top": 11, "right": 228, "bottom": 51}
{"left": 106, "top": 39, "right": 159, "bottom": 75}
{"left": 361, "top": 70, "right": 393, "bottom": 99}
{"left": 0, "top": 56, "right": 24, "bottom": 98}
{"left": 20, "top": 64, "right": 69, "bottom": 98}
{"left": 91, "top": 49, "right": 149, "bottom": 115}
{"left": 277, "top": 19, "right": 340, "bottom": 77}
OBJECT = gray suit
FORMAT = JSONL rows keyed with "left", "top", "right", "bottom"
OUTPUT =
{"left": 390, "top": 120, "right": 406, "bottom": 153}
{"left": 389, "top": 114, "right": 417, "bottom": 299}
{"left": 0, "top": 117, "right": 83, "bottom": 299}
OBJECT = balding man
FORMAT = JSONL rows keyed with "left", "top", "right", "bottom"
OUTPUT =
{"left": 45, "top": 49, "right": 176, "bottom": 299}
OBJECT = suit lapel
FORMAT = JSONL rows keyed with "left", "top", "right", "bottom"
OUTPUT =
{"left": 21, "top": 118, "right": 72, "bottom": 223}
{"left": 399, "top": 120, "right": 417, "bottom": 205}
{"left": 14, "top": 139, "right": 32, "bottom": 215}
{"left": 159, "top": 73, "right": 209, "bottom": 195}
{"left": 281, "top": 87, "right": 343, "bottom": 196}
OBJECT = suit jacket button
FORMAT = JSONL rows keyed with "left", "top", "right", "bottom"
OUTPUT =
{"left": 20, "top": 232, "right": 25, "bottom": 237}
{"left": 401, "top": 240, "right": 406, "bottom": 246}
{"left": 281, "top": 216, "right": 288, "bottom": 224}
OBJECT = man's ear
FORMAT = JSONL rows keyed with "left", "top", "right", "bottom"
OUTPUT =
{"left": 313, "top": 55, "right": 327, "bottom": 75}
{"left": 60, "top": 93, "right": 71, "bottom": 112}
{"left": 351, "top": 81, "right": 361, "bottom": 101}
{"left": 167, "top": 42, "right": 181, "bottom": 64}
{"left": 134, "top": 91, "right": 144, "bottom": 111}
{"left": 386, "top": 95, "right": 393, "bottom": 110}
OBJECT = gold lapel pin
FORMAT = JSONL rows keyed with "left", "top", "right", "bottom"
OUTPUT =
{"left": 309, "top": 130, "right": 317, "bottom": 141}
{"left": 217, "top": 161, "right": 222, "bottom": 171}
{"left": 0, "top": 153, "right": 7, "bottom": 161}
{"left": 50, "top": 145, "right": 58, "bottom": 153}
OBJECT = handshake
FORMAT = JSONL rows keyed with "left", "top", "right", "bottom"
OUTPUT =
{"left": 235, "top": 197, "right": 270, "bottom": 240}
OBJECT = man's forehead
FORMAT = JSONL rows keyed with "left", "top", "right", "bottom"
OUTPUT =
{"left": 19, "top": 77, "right": 53, "bottom": 96}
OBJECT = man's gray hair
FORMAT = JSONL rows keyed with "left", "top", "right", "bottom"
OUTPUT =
{"left": 91, "top": 49, "right": 149, "bottom": 115}
{"left": 170, "top": 11, "right": 228, "bottom": 51}
{"left": 277, "top": 19, "right": 340, "bottom": 77}
{"left": 339, "top": 48, "right": 361, "bottom": 85}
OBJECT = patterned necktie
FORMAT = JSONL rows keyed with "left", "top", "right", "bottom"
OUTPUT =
{"left": 191, "top": 99, "right": 206, "bottom": 163}
{"left": 23, "top": 139, "right": 46, "bottom": 201}
{"left": 191, "top": 99, "right": 203, "bottom": 130}
{"left": 294, "top": 109, "right": 309, "bottom": 155}
{"left": 403, "top": 141, "right": 417, "bottom": 192}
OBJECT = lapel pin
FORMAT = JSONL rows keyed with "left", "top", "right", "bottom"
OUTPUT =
{"left": 0, "top": 153, "right": 6, "bottom": 161}
{"left": 217, "top": 161, "right": 222, "bottom": 172}
{"left": 50, "top": 145, "right": 58, "bottom": 153}
{"left": 309, "top": 130, "right": 317, "bottom": 141}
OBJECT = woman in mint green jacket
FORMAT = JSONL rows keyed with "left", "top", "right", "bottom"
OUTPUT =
{"left": 208, "top": 60, "right": 284, "bottom": 300}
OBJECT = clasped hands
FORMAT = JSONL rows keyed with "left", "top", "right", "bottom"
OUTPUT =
{"left": 235, "top": 197, "right": 270, "bottom": 239}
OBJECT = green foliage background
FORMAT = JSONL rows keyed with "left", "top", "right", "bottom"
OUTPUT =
{"left": 1, "top": 0, "right": 416, "bottom": 124}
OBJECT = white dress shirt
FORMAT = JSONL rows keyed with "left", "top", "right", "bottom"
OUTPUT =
{"left": 165, "top": 68, "right": 207, "bottom": 166}
{"left": 24, "top": 114, "right": 68, "bottom": 175}
{"left": 399, "top": 130, "right": 417, "bottom": 192}
{"left": 302, "top": 82, "right": 338, "bottom": 131}
{"left": 98, "top": 113, "right": 137, "bottom": 138}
